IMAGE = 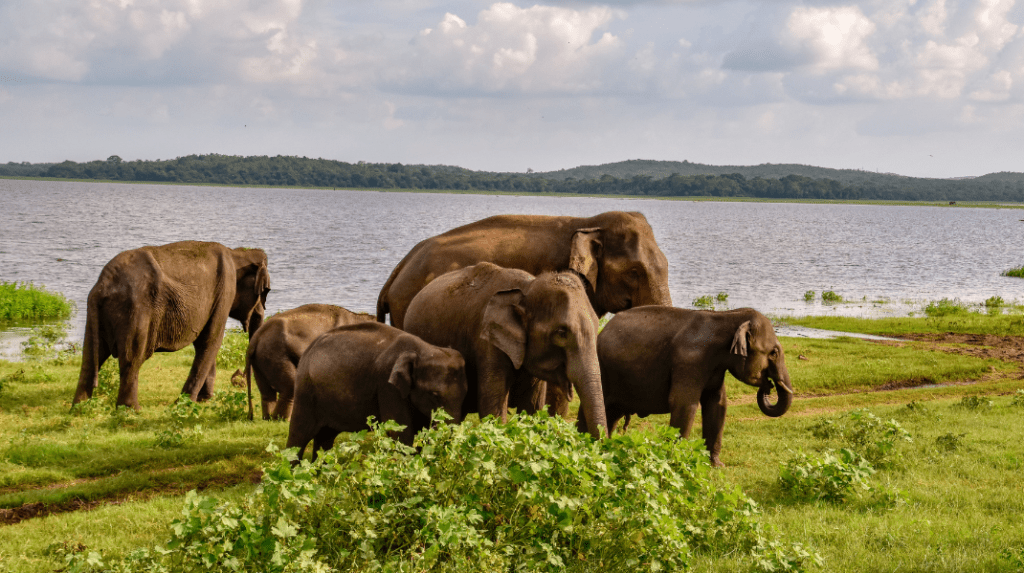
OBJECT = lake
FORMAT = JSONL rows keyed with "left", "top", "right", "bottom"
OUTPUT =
{"left": 1, "top": 178, "right": 1022, "bottom": 356}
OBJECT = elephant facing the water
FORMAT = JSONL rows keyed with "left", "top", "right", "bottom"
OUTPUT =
{"left": 245, "top": 303, "right": 375, "bottom": 421}
{"left": 73, "top": 241, "right": 270, "bottom": 410}
{"left": 582, "top": 307, "right": 793, "bottom": 467}
{"left": 286, "top": 322, "right": 467, "bottom": 460}
{"left": 376, "top": 211, "right": 672, "bottom": 329}
{"left": 402, "top": 262, "right": 609, "bottom": 439}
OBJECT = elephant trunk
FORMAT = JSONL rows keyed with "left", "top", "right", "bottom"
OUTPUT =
{"left": 756, "top": 372, "right": 793, "bottom": 418}
{"left": 246, "top": 309, "right": 264, "bottom": 340}
{"left": 569, "top": 347, "right": 608, "bottom": 439}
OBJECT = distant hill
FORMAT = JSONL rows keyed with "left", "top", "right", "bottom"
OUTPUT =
{"left": 4, "top": 155, "right": 1024, "bottom": 202}
{"left": 528, "top": 159, "right": 951, "bottom": 186}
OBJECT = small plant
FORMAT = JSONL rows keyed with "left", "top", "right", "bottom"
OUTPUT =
{"left": 716, "top": 291, "right": 729, "bottom": 303}
{"left": 158, "top": 394, "right": 205, "bottom": 448}
{"left": 821, "top": 290, "right": 844, "bottom": 304}
{"left": 1000, "top": 546, "right": 1024, "bottom": 570}
{"left": 750, "top": 537, "right": 824, "bottom": 573}
{"left": 1011, "top": 389, "right": 1024, "bottom": 407}
{"left": 168, "top": 394, "right": 203, "bottom": 423}
{"left": 803, "top": 290, "right": 815, "bottom": 302}
{"left": 903, "top": 400, "right": 930, "bottom": 415}
{"left": 210, "top": 390, "right": 248, "bottom": 421}
{"left": 107, "top": 405, "right": 140, "bottom": 430}
{"left": 693, "top": 294, "right": 715, "bottom": 309}
{"left": 216, "top": 327, "right": 249, "bottom": 370}
{"left": 955, "top": 395, "right": 993, "bottom": 410}
{"left": 934, "top": 432, "right": 967, "bottom": 452}
{"left": 1002, "top": 265, "right": 1024, "bottom": 278}
{"left": 924, "top": 298, "right": 970, "bottom": 317}
{"left": 809, "top": 410, "right": 912, "bottom": 468}
{"left": 779, "top": 449, "right": 875, "bottom": 503}
{"left": 0, "top": 281, "right": 75, "bottom": 322}
{"left": 985, "top": 295, "right": 1004, "bottom": 308}
{"left": 21, "top": 322, "right": 74, "bottom": 360}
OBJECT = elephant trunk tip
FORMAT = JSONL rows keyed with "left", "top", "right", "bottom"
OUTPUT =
{"left": 757, "top": 378, "right": 793, "bottom": 418}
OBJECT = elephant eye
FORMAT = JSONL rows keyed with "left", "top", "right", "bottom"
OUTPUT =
{"left": 770, "top": 348, "right": 780, "bottom": 359}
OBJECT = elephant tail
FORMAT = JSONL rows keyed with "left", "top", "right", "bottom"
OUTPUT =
{"left": 376, "top": 260, "right": 405, "bottom": 324}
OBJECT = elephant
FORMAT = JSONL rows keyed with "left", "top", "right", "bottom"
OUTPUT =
{"left": 376, "top": 211, "right": 672, "bottom": 330}
{"left": 285, "top": 321, "right": 468, "bottom": 460}
{"left": 402, "top": 262, "right": 609, "bottom": 439}
{"left": 73, "top": 241, "right": 270, "bottom": 410}
{"left": 580, "top": 306, "right": 793, "bottom": 467}
{"left": 245, "top": 303, "right": 375, "bottom": 421}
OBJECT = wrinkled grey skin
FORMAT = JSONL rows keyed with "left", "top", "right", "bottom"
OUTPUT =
{"left": 583, "top": 307, "right": 793, "bottom": 467}
{"left": 376, "top": 211, "right": 672, "bottom": 329}
{"left": 403, "top": 262, "right": 608, "bottom": 439}
{"left": 73, "top": 241, "right": 270, "bottom": 410}
{"left": 286, "top": 322, "right": 468, "bottom": 461}
{"left": 245, "top": 304, "right": 375, "bottom": 421}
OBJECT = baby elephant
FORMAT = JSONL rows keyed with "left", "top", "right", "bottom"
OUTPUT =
{"left": 581, "top": 307, "right": 793, "bottom": 467}
{"left": 286, "top": 322, "right": 468, "bottom": 461}
{"left": 245, "top": 303, "right": 375, "bottom": 421}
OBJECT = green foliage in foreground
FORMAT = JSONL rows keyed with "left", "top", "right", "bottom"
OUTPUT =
{"left": 215, "top": 328, "right": 249, "bottom": 371}
{"left": 48, "top": 414, "right": 811, "bottom": 573}
{"left": 0, "top": 282, "right": 74, "bottom": 322}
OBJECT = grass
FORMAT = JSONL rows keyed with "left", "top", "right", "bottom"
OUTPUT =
{"left": 784, "top": 311, "right": 1024, "bottom": 337}
{"left": 1003, "top": 265, "right": 1024, "bottom": 278}
{"left": 0, "top": 282, "right": 74, "bottom": 323}
{"left": 0, "top": 315, "right": 1022, "bottom": 572}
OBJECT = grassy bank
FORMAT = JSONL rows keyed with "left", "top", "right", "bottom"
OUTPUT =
{"left": 0, "top": 318, "right": 1022, "bottom": 571}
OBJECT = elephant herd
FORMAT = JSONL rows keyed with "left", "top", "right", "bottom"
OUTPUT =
{"left": 71, "top": 211, "right": 794, "bottom": 467}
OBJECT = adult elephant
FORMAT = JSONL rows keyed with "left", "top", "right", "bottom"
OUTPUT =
{"left": 584, "top": 306, "right": 793, "bottom": 467}
{"left": 73, "top": 241, "right": 270, "bottom": 410}
{"left": 403, "top": 262, "right": 608, "bottom": 439}
{"left": 376, "top": 211, "right": 672, "bottom": 330}
{"left": 246, "top": 304, "right": 374, "bottom": 421}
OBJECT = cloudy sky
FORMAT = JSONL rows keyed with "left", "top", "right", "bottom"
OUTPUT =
{"left": 2, "top": 0, "right": 1023, "bottom": 178}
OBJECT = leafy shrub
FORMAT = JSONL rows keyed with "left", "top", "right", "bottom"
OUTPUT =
{"left": 809, "top": 410, "right": 912, "bottom": 469}
{"left": 955, "top": 395, "right": 993, "bottom": 410}
{"left": 1001, "top": 546, "right": 1024, "bottom": 570}
{"left": 984, "top": 295, "right": 1004, "bottom": 308}
{"left": 821, "top": 290, "right": 843, "bottom": 304}
{"left": 780, "top": 449, "right": 875, "bottom": 503}
{"left": 902, "top": 400, "right": 930, "bottom": 415}
{"left": 693, "top": 294, "right": 715, "bottom": 309}
{"left": 1011, "top": 389, "right": 1024, "bottom": 407}
{"left": 1002, "top": 265, "right": 1024, "bottom": 278}
{"left": 216, "top": 328, "right": 248, "bottom": 371}
{"left": 716, "top": 291, "right": 729, "bottom": 303}
{"left": 924, "top": 298, "right": 970, "bottom": 317}
{"left": 158, "top": 395, "right": 205, "bottom": 448}
{"left": 60, "top": 413, "right": 809, "bottom": 572}
{"left": 21, "top": 322, "right": 74, "bottom": 360}
{"left": 750, "top": 538, "right": 824, "bottom": 573}
{"left": 0, "top": 281, "right": 74, "bottom": 322}
{"left": 210, "top": 390, "right": 248, "bottom": 421}
{"left": 934, "top": 432, "right": 967, "bottom": 452}
{"left": 803, "top": 290, "right": 815, "bottom": 302}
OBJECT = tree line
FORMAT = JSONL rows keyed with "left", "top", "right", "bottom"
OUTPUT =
{"left": 19, "top": 154, "right": 1024, "bottom": 202}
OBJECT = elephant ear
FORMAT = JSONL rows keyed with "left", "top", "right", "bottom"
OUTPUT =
{"left": 387, "top": 351, "right": 417, "bottom": 399}
{"left": 254, "top": 262, "right": 271, "bottom": 303}
{"left": 481, "top": 289, "right": 527, "bottom": 370}
{"left": 730, "top": 320, "right": 751, "bottom": 357}
{"left": 569, "top": 228, "right": 602, "bottom": 291}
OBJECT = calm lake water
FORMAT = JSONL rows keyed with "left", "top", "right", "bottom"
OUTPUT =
{"left": 1, "top": 178, "right": 1022, "bottom": 356}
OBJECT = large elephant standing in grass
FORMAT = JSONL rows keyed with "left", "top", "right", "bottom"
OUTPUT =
{"left": 403, "top": 262, "right": 609, "bottom": 439}
{"left": 376, "top": 211, "right": 673, "bottom": 329}
{"left": 73, "top": 241, "right": 270, "bottom": 410}
{"left": 245, "top": 303, "right": 374, "bottom": 421}
{"left": 584, "top": 306, "right": 793, "bottom": 467}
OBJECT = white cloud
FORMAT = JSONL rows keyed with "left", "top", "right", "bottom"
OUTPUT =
{"left": 786, "top": 6, "right": 878, "bottom": 72}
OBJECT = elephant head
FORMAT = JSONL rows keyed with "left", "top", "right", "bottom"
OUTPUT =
{"left": 729, "top": 316, "right": 793, "bottom": 417}
{"left": 230, "top": 248, "right": 271, "bottom": 338}
{"left": 569, "top": 212, "right": 672, "bottom": 316}
{"left": 482, "top": 272, "right": 608, "bottom": 439}
{"left": 388, "top": 347, "right": 468, "bottom": 425}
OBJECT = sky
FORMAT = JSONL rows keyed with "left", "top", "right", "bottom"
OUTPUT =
{"left": 2, "top": 0, "right": 1024, "bottom": 179}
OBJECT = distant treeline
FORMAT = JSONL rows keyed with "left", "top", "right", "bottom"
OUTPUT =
{"left": 18, "top": 154, "right": 1024, "bottom": 202}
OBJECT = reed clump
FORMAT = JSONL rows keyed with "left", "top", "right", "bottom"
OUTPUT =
{"left": 0, "top": 281, "right": 74, "bottom": 322}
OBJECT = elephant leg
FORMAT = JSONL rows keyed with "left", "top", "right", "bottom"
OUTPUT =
{"left": 74, "top": 339, "right": 111, "bottom": 404}
{"left": 700, "top": 383, "right": 728, "bottom": 467}
{"left": 269, "top": 359, "right": 299, "bottom": 420}
{"left": 605, "top": 405, "right": 627, "bottom": 436}
{"left": 197, "top": 358, "right": 216, "bottom": 402}
{"left": 667, "top": 375, "right": 702, "bottom": 440}
{"left": 116, "top": 356, "right": 144, "bottom": 410}
{"left": 312, "top": 427, "right": 340, "bottom": 463}
{"left": 476, "top": 350, "right": 512, "bottom": 422}
{"left": 545, "top": 382, "right": 572, "bottom": 420}
{"left": 510, "top": 378, "right": 544, "bottom": 415}
{"left": 184, "top": 325, "right": 223, "bottom": 402}
{"left": 272, "top": 387, "right": 295, "bottom": 421}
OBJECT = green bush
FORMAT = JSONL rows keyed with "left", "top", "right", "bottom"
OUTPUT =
{"left": 216, "top": 328, "right": 248, "bottom": 371}
{"left": 56, "top": 413, "right": 806, "bottom": 572}
{"left": 716, "top": 292, "right": 729, "bottom": 303}
{"left": 924, "top": 298, "right": 970, "bottom": 317}
{"left": 934, "top": 432, "right": 967, "bottom": 452}
{"left": 780, "top": 449, "right": 875, "bottom": 503}
{"left": 1001, "top": 265, "right": 1024, "bottom": 278}
{"left": 1012, "top": 389, "right": 1024, "bottom": 407}
{"left": 0, "top": 281, "right": 75, "bottom": 322}
{"left": 693, "top": 294, "right": 715, "bottom": 309}
{"left": 750, "top": 538, "right": 824, "bottom": 573}
{"left": 210, "top": 390, "right": 248, "bottom": 422}
{"left": 809, "top": 410, "right": 912, "bottom": 469}
{"left": 821, "top": 291, "right": 843, "bottom": 304}
{"left": 803, "top": 290, "right": 815, "bottom": 302}
{"left": 955, "top": 395, "right": 993, "bottom": 410}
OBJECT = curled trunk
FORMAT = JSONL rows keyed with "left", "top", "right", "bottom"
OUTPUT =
{"left": 757, "top": 377, "right": 793, "bottom": 418}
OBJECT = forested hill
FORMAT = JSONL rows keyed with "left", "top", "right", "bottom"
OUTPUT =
{"left": 7, "top": 154, "right": 1024, "bottom": 202}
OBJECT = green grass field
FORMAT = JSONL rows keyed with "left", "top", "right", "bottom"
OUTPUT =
{"left": 0, "top": 319, "right": 1022, "bottom": 572}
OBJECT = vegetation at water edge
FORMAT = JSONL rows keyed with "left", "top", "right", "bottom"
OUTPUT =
{"left": 0, "top": 282, "right": 74, "bottom": 322}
